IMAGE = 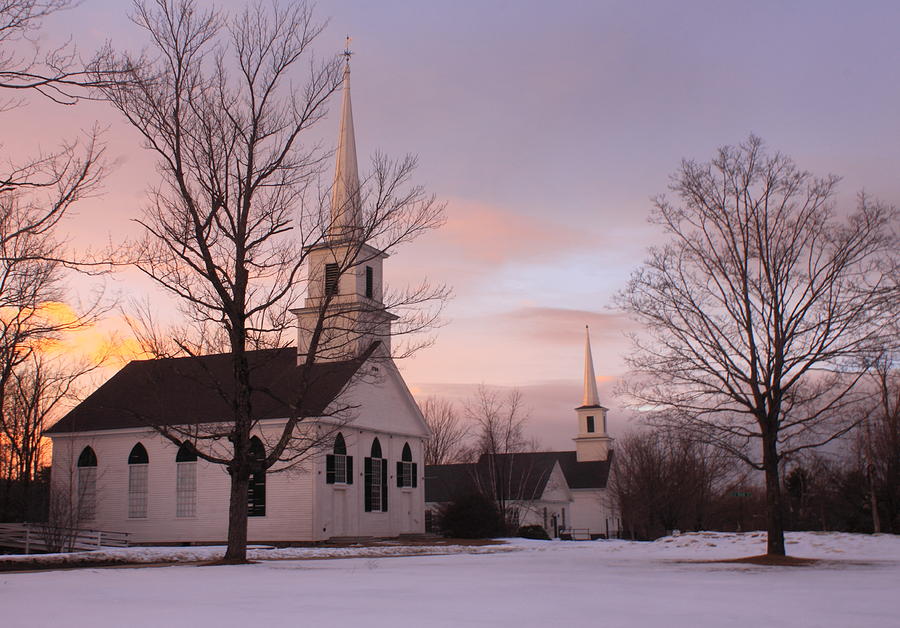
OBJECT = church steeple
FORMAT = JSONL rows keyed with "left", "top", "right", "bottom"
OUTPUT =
{"left": 582, "top": 326, "right": 601, "bottom": 407}
{"left": 292, "top": 42, "right": 396, "bottom": 363}
{"left": 330, "top": 38, "right": 361, "bottom": 241}
{"left": 574, "top": 325, "right": 613, "bottom": 462}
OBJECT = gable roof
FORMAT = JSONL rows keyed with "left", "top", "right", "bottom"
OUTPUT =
{"left": 424, "top": 450, "right": 613, "bottom": 503}
{"left": 424, "top": 462, "right": 478, "bottom": 503}
{"left": 46, "top": 347, "right": 368, "bottom": 434}
{"left": 552, "top": 451, "right": 614, "bottom": 490}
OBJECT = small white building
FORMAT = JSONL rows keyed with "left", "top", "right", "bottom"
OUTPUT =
{"left": 46, "top": 56, "right": 429, "bottom": 544}
{"left": 425, "top": 328, "right": 620, "bottom": 539}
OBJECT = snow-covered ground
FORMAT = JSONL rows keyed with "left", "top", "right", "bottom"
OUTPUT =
{"left": 1, "top": 532, "right": 898, "bottom": 628}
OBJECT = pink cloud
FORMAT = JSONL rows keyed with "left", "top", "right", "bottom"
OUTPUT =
{"left": 501, "top": 306, "right": 638, "bottom": 344}
{"left": 436, "top": 198, "right": 594, "bottom": 264}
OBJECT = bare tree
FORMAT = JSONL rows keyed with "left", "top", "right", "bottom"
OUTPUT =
{"left": 464, "top": 386, "right": 543, "bottom": 531}
{"left": 0, "top": 0, "right": 128, "bottom": 106}
{"left": 466, "top": 386, "right": 529, "bottom": 458}
{"left": 92, "top": 0, "right": 447, "bottom": 562}
{"left": 0, "top": 129, "right": 107, "bottom": 517}
{"left": 610, "top": 428, "right": 733, "bottom": 540}
{"left": 856, "top": 349, "right": 900, "bottom": 533}
{"left": 421, "top": 396, "right": 469, "bottom": 466}
{"left": 0, "top": 1, "right": 111, "bottom": 526}
{"left": 0, "top": 351, "right": 102, "bottom": 519}
{"left": 616, "top": 136, "right": 898, "bottom": 556}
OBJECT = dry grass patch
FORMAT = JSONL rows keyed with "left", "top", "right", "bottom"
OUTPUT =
{"left": 676, "top": 554, "right": 820, "bottom": 567}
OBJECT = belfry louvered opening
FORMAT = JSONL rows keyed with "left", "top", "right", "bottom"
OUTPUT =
{"left": 324, "top": 263, "right": 340, "bottom": 296}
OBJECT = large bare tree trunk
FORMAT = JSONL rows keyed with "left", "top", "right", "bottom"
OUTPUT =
{"left": 224, "top": 342, "right": 252, "bottom": 563}
{"left": 762, "top": 435, "right": 785, "bottom": 556}
{"left": 225, "top": 470, "right": 250, "bottom": 563}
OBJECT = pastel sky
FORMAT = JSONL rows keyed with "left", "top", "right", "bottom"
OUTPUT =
{"left": 8, "top": 0, "right": 900, "bottom": 448}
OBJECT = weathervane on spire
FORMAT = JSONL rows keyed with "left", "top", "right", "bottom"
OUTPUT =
{"left": 342, "top": 35, "right": 353, "bottom": 68}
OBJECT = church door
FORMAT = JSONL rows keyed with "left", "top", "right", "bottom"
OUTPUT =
{"left": 333, "top": 490, "right": 348, "bottom": 537}
{"left": 401, "top": 491, "right": 415, "bottom": 534}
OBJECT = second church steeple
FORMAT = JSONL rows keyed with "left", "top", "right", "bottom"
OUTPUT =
{"left": 574, "top": 326, "right": 613, "bottom": 462}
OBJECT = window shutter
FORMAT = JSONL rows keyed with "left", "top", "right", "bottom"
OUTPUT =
{"left": 248, "top": 472, "right": 266, "bottom": 517}
{"left": 364, "top": 457, "right": 372, "bottom": 512}
{"left": 381, "top": 460, "right": 388, "bottom": 511}
{"left": 346, "top": 456, "right": 353, "bottom": 484}
{"left": 324, "top": 263, "right": 340, "bottom": 295}
{"left": 326, "top": 454, "right": 335, "bottom": 484}
{"left": 412, "top": 463, "right": 418, "bottom": 488}
{"left": 396, "top": 461, "right": 403, "bottom": 487}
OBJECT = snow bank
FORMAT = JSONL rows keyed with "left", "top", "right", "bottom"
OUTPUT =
{"left": 0, "top": 540, "right": 518, "bottom": 568}
{"left": 502, "top": 530, "right": 900, "bottom": 562}
{"left": 3, "top": 530, "right": 897, "bottom": 569}
{"left": 1, "top": 532, "right": 897, "bottom": 628}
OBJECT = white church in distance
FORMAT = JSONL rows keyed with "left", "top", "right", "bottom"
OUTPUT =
{"left": 426, "top": 328, "right": 620, "bottom": 539}
{"left": 46, "top": 56, "right": 431, "bottom": 544}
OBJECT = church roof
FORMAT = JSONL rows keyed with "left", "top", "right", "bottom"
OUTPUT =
{"left": 424, "top": 450, "right": 613, "bottom": 503}
{"left": 46, "top": 347, "right": 369, "bottom": 434}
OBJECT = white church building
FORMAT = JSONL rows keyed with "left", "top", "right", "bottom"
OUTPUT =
{"left": 426, "top": 328, "right": 620, "bottom": 539}
{"left": 46, "top": 56, "right": 430, "bottom": 544}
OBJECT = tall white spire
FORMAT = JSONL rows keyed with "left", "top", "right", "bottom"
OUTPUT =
{"left": 294, "top": 39, "right": 395, "bottom": 363}
{"left": 582, "top": 325, "right": 601, "bottom": 407}
{"left": 574, "top": 325, "right": 612, "bottom": 462}
{"left": 330, "top": 37, "right": 361, "bottom": 240}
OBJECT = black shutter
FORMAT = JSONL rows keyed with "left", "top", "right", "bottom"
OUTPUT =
{"left": 412, "top": 462, "right": 418, "bottom": 488}
{"left": 381, "top": 460, "right": 388, "bottom": 511}
{"left": 346, "top": 456, "right": 353, "bottom": 484}
{"left": 248, "top": 472, "right": 266, "bottom": 516}
{"left": 326, "top": 454, "right": 335, "bottom": 484}
{"left": 257, "top": 473, "right": 266, "bottom": 516}
{"left": 396, "top": 461, "right": 403, "bottom": 487}
{"left": 364, "top": 457, "right": 372, "bottom": 512}
{"left": 324, "top": 263, "right": 339, "bottom": 295}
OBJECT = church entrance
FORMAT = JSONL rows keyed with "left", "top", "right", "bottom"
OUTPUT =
{"left": 332, "top": 490, "right": 349, "bottom": 537}
{"left": 401, "top": 491, "right": 415, "bottom": 534}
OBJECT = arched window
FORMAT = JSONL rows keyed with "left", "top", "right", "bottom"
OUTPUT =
{"left": 365, "top": 438, "right": 387, "bottom": 512}
{"left": 127, "top": 443, "right": 149, "bottom": 518}
{"left": 78, "top": 446, "right": 97, "bottom": 467}
{"left": 396, "top": 442, "right": 417, "bottom": 488}
{"left": 76, "top": 446, "right": 97, "bottom": 521}
{"left": 326, "top": 433, "right": 353, "bottom": 485}
{"left": 175, "top": 442, "right": 197, "bottom": 518}
{"left": 248, "top": 437, "right": 266, "bottom": 517}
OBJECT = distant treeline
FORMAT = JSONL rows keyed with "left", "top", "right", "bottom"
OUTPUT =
{"left": 0, "top": 471, "right": 50, "bottom": 523}
{"left": 612, "top": 430, "right": 898, "bottom": 541}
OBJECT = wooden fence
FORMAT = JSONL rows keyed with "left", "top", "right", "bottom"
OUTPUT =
{"left": 0, "top": 522, "right": 129, "bottom": 554}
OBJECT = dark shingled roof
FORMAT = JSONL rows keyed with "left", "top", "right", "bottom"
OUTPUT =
{"left": 424, "top": 450, "right": 613, "bottom": 503}
{"left": 424, "top": 463, "right": 478, "bottom": 503}
{"left": 46, "top": 347, "right": 367, "bottom": 434}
